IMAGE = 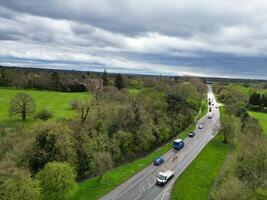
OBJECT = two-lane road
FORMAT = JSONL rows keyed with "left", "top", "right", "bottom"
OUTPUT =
{"left": 101, "top": 85, "right": 220, "bottom": 200}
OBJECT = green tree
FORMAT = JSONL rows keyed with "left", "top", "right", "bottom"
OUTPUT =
{"left": 0, "top": 160, "right": 40, "bottom": 200}
{"left": 74, "top": 100, "right": 90, "bottom": 123}
{"left": 211, "top": 177, "right": 249, "bottom": 200}
{"left": 9, "top": 93, "right": 35, "bottom": 121}
{"left": 51, "top": 72, "right": 60, "bottom": 90}
{"left": 249, "top": 92, "right": 261, "bottom": 106}
{"left": 29, "top": 123, "right": 77, "bottom": 173}
{"left": 37, "top": 162, "right": 77, "bottom": 200}
{"left": 90, "top": 151, "right": 113, "bottom": 180}
{"left": 102, "top": 69, "right": 109, "bottom": 86}
{"left": 115, "top": 73, "right": 125, "bottom": 90}
{"left": 113, "top": 130, "right": 134, "bottom": 158}
{"left": 0, "top": 68, "right": 8, "bottom": 87}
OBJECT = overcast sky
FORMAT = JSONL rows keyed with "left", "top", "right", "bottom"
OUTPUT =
{"left": 0, "top": 0, "right": 267, "bottom": 79}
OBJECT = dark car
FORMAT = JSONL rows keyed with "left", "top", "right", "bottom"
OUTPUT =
{"left": 154, "top": 157, "right": 164, "bottom": 166}
{"left": 188, "top": 132, "right": 195, "bottom": 137}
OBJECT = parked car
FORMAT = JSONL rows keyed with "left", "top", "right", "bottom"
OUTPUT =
{"left": 154, "top": 157, "right": 164, "bottom": 166}
{"left": 156, "top": 170, "right": 174, "bottom": 186}
{"left": 188, "top": 132, "right": 195, "bottom": 137}
{"left": 198, "top": 124, "right": 203, "bottom": 129}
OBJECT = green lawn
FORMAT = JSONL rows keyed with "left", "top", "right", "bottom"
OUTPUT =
{"left": 72, "top": 101, "right": 207, "bottom": 200}
{"left": 248, "top": 111, "right": 267, "bottom": 135}
{"left": 228, "top": 83, "right": 267, "bottom": 97}
{"left": 0, "top": 88, "right": 90, "bottom": 126}
{"left": 170, "top": 133, "right": 229, "bottom": 200}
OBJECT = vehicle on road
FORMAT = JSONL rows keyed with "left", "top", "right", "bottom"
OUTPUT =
{"left": 154, "top": 157, "right": 164, "bottom": 166}
{"left": 188, "top": 132, "right": 195, "bottom": 137}
{"left": 156, "top": 170, "right": 174, "bottom": 186}
{"left": 208, "top": 113, "right": 213, "bottom": 119}
{"left": 198, "top": 124, "right": 203, "bottom": 129}
{"left": 215, "top": 106, "right": 218, "bottom": 108}
{"left": 209, "top": 107, "right": 212, "bottom": 112}
{"left": 173, "top": 139, "right": 184, "bottom": 150}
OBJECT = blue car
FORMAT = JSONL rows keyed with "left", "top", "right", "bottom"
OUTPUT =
{"left": 154, "top": 157, "right": 164, "bottom": 166}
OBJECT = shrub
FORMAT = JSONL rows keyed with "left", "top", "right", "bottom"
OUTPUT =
{"left": 35, "top": 109, "right": 53, "bottom": 121}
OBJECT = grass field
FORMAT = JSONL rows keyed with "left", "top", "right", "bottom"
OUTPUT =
{"left": 0, "top": 88, "right": 90, "bottom": 126}
{"left": 170, "top": 133, "right": 229, "bottom": 200}
{"left": 248, "top": 111, "right": 267, "bottom": 136}
{"left": 72, "top": 100, "right": 207, "bottom": 200}
{"left": 228, "top": 84, "right": 267, "bottom": 97}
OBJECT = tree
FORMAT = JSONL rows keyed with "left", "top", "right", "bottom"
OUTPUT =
{"left": 9, "top": 93, "right": 35, "bottom": 121}
{"left": 115, "top": 73, "right": 125, "bottom": 90}
{"left": 249, "top": 92, "right": 261, "bottom": 106}
{"left": 51, "top": 72, "right": 60, "bottom": 90}
{"left": 113, "top": 130, "right": 134, "bottom": 158}
{"left": 29, "top": 123, "right": 77, "bottom": 173}
{"left": 0, "top": 160, "right": 40, "bottom": 200}
{"left": 74, "top": 101, "right": 90, "bottom": 123}
{"left": 211, "top": 177, "right": 249, "bottom": 200}
{"left": 261, "top": 94, "right": 267, "bottom": 107}
{"left": 37, "top": 162, "right": 77, "bottom": 200}
{"left": 222, "top": 115, "right": 238, "bottom": 143}
{"left": 0, "top": 68, "right": 8, "bottom": 87}
{"left": 102, "top": 69, "right": 109, "bottom": 86}
{"left": 90, "top": 151, "right": 113, "bottom": 180}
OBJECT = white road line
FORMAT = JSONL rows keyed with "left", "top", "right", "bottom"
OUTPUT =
{"left": 133, "top": 185, "right": 142, "bottom": 200}
{"left": 142, "top": 183, "right": 145, "bottom": 192}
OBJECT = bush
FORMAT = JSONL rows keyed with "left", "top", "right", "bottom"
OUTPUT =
{"left": 35, "top": 109, "right": 53, "bottom": 121}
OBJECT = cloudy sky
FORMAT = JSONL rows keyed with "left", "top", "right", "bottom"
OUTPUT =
{"left": 0, "top": 0, "right": 267, "bottom": 79}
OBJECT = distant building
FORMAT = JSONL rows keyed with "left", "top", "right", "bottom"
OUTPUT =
{"left": 85, "top": 79, "right": 103, "bottom": 91}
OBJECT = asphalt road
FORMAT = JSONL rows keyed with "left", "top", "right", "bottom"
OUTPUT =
{"left": 101, "top": 85, "right": 221, "bottom": 200}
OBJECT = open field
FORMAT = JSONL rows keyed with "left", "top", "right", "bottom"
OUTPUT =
{"left": 170, "top": 133, "right": 229, "bottom": 200}
{"left": 0, "top": 88, "right": 90, "bottom": 126}
{"left": 248, "top": 111, "right": 267, "bottom": 135}
{"left": 228, "top": 84, "right": 267, "bottom": 96}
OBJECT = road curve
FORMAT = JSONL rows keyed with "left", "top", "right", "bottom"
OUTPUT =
{"left": 100, "top": 85, "right": 220, "bottom": 200}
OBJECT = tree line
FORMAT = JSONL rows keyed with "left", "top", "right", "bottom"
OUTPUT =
{"left": 249, "top": 92, "right": 267, "bottom": 112}
{"left": 0, "top": 77, "right": 206, "bottom": 199}
{"left": 211, "top": 83, "right": 267, "bottom": 199}
{"left": 0, "top": 66, "right": 166, "bottom": 92}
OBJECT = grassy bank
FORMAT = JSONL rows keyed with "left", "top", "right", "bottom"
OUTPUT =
{"left": 0, "top": 88, "right": 90, "bottom": 126}
{"left": 170, "top": 133, "right": 229, "bottom": 200}
{"left": 72, "top": 102, "right": 207, "bottom": 200}
{"left": 248, "top": 111, "right": 267, "bottom": 135}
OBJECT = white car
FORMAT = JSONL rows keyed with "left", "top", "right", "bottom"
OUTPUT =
{"left": 156, "top": 170, "right": 174, "bottom": 185}
{"left": 198, "top": 124, "right": 203, "bottom": 129}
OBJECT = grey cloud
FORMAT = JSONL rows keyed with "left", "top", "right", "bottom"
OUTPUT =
{"left": 0, "top": 1, "right": 267, "bottom": 79}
